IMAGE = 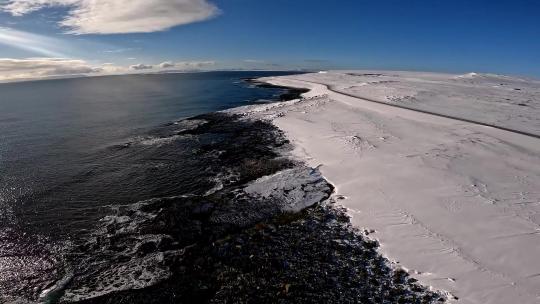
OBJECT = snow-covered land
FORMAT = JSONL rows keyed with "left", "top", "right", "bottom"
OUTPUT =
{"left": 233, "top": 71, "right": 540, "bottom": 304}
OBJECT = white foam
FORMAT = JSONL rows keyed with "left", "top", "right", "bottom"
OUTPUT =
{"left": 60, "top": 199, "right": 186, "bottom": 302}
{"left": 139, "top": 135, "right": 183, "bottom": 146}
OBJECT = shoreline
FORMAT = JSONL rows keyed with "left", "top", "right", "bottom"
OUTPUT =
{"left": 51, "top": 113, "right": 443, "bottom": 303}
{"left": 245, "top": 71, "right": 540, "bottom": 304}
{"left": 242, "top": 77, "right": 310, "bottom": 101}
{"left": 4, "top": 76, "right": 445, "bottom": 303}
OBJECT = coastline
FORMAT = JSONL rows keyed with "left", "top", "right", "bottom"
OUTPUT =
{"left": 9, "top": 70, "right": 538, "bottom": 303}
{"left": 242, "top": 77, "right": 310, "bottom": 101}
{"left": 61, "top": 113, "right": 443, "bottom": 303}
{"left": 4, "top": 76, "right": 444, "bottom": 304}
{"left": 243, "top": 71, "right": 540, "bottom": 304}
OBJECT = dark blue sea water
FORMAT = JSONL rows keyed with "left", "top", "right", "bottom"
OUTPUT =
{"left": 0, "top": 71, "right": 302, "bottom": 302}
{"left": 0, "top": 72, "right": 296, "bottom": 209}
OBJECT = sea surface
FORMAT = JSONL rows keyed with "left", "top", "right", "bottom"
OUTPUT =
{"left": 0, "top": 71, "right": 302, "bottom": 302}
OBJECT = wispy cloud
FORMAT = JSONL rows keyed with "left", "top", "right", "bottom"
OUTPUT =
{"left": 304, "top": 59, "right": 331, "bottom": 63}
{"left": 130, "top": 63, "right": 153, "bottom": 70}
{"left": 0, "top": 27, "right": 68, "bottom": 57}
{"left": 130, "top": 60, "right": 217, "bottom": 72}
{"left": 103, "top": 48, "right": 139, "bottom": 54}
{"left": 159, "top": 60, "right": 216, "bottom": 70}
{"left": 1, "top": 0, "right": 220, "bottom": 34}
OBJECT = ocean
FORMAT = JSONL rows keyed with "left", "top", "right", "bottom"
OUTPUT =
{"left": 0, "top": 71, "right": 304, "bottom": 302}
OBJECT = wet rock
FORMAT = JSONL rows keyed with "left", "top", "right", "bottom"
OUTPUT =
{"left": 192, "top": 203, "right": 214, "bottom": 216}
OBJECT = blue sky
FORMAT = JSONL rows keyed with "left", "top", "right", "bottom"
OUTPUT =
{"left": 0, "top": 0, "right": 539, "bottom": 81}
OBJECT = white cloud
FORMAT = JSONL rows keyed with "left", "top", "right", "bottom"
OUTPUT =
{"left": 0, "top": 27, "right": 68, "bottom": 57}
{"left": 183, "top": 60, "right": 216, "bottom": 69}
{"left": 169, "top": 61, "right": 216, "bottom": 70}
{"left": 0, "top": 58, "right": 218, "bottom": 82}
{"left": 159, "top": 61, "right": 175, "bottom": 68}
{"left": 144, "top": 61, "right": 217, "bottom": 70}
{"left": 159, "top": 60, "right": 216, "bottom": 70}
{"left": 0, "top": 58, "right": 101, "bottom": 81}
{"left": 1, "top": 0, "right": 219, "bottom": 34}
{"left": 130, "top": 63, "right": 153, "bottom": 70}
{"left": 99, "top": 63, "right": 130, "bottom": 74}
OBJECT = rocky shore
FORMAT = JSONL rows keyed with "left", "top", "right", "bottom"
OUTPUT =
{"left": 65, "top": 112, "right": 445, "bottom": 304}
{"left": 6, "top": 79, "right": 447, "bottom": 303}
{"left": 243, "top": 77, "right": 310, "bottom": 101}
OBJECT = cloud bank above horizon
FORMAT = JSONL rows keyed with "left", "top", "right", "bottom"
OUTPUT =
{"left": 0, "top": 58, "right": 219, "bottom": 82}
{"left": 159, "top": 61, "right": 216, "bottom": 69}
{"left": 0, "top": 0, "right": 219, "bottom": 34}
{"left": 0, "top": 58, "right": 101, "bottom": 81}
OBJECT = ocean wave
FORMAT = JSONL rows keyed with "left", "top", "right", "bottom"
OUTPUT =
{"left": 59, "top": 197, "right": 189, "bottom": 302}
{"left": 52, "top": 163, "right": 332, "bottom": 302}
{"left": 171, "top": 118, "right": 208, "bottom": 132}
{"left": 138, "top": 135, "right": 184, "bottom": 146}
{"left": 120, "top": 119, "right": 208, "bottom": 148}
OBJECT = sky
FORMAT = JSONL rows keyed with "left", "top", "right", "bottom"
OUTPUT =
{"left": 0, "top": 0, "right": 539, "bottom": 82}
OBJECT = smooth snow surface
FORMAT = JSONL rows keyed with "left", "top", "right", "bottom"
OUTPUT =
{"left": 232, "top": 71, "right": 540, "bottom": 304}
